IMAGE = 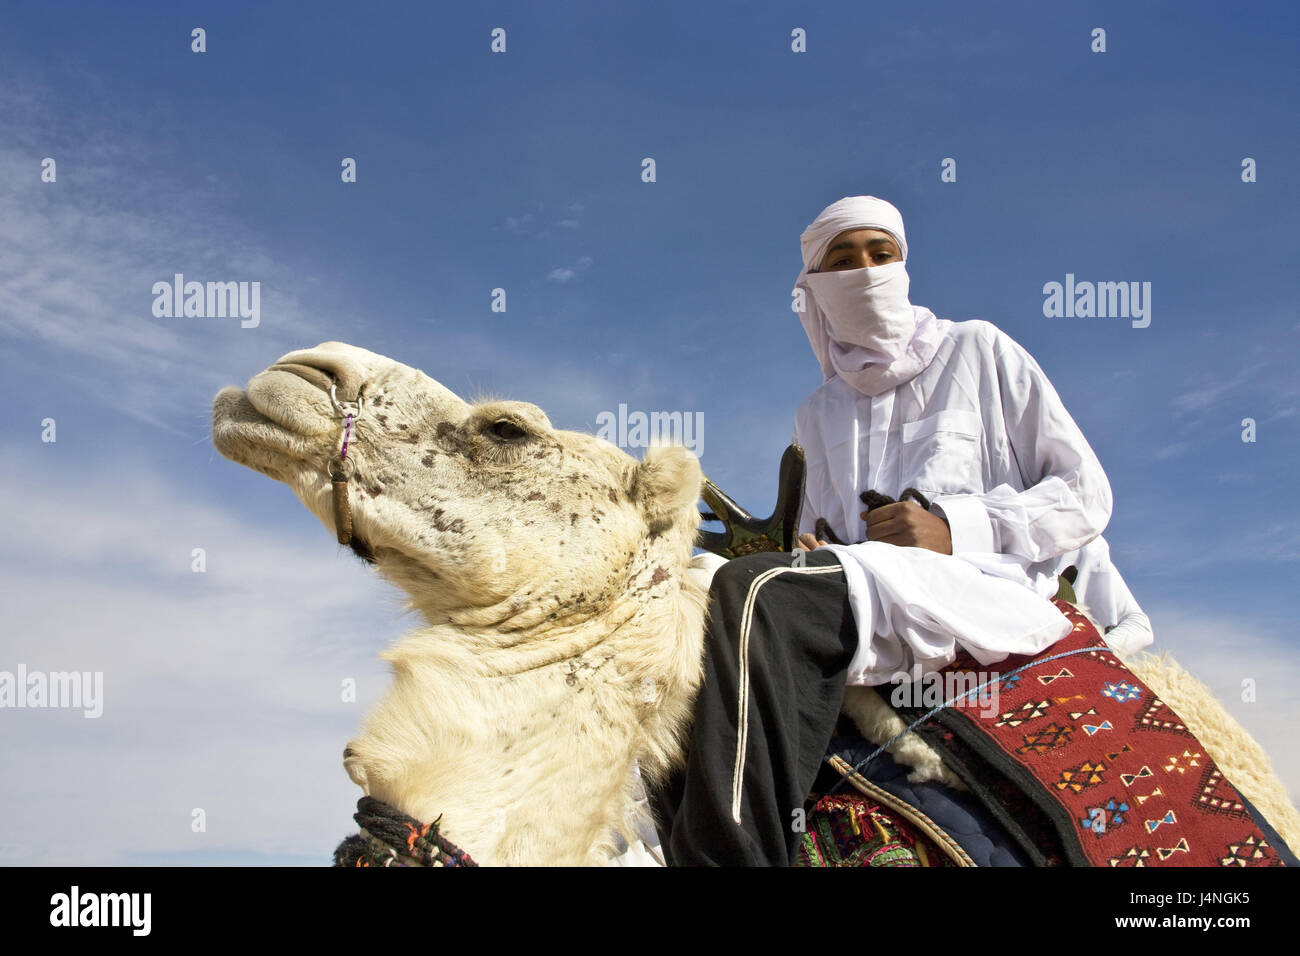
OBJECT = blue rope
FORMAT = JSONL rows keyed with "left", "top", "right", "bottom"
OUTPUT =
{"left": 829, "top": 643, "right": 1105, "bottom": 790}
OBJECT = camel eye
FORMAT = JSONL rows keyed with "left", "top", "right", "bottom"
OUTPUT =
{"left": 489, "top": 419, "right": 528, "bottom": 441}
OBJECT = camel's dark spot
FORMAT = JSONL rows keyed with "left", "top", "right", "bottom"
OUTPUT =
{"left": 431, "top": 508, "right": 466, "bottom": 534}
{"left": 651, "top": 566, "right": 670, "bottom": 586}
{"left": 526, "top": 491, "right": 543, "bottom": 501}
{"left": 570, "top": 513, "right": 578, "bottom": 526}
{"left": 548, "top": 501, "right": 561, "bottom": 513}
{"left": 421, "top": 454, "right": 436, "bottom": 467}
{"left": 436, "top": 422, "right": 454, "bottom": 440}
{"left": 607, "top": 488, "right": 618, "bottom": 504}
{"left": 374, "top": 413, "right": 388, "bottom": 427}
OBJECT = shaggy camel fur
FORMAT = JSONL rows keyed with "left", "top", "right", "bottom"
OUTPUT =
{"left": 213, "top": 341, "right": 1299, "bottom": 864}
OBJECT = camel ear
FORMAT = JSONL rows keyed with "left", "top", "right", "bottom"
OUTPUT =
{"left": 629, "top": 444, "right": 703, "bottom": 528}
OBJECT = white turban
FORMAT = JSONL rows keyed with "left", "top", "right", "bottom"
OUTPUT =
{"left": 799, "top": 195, "right": 909, "bottom": 271}
{"left": 793, "top": 196, "right": 946, "bottom": 396}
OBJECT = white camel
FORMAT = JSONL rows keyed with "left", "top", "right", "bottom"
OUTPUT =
{"left": 212, "top": 341, "right": 1300, "bottom": 866}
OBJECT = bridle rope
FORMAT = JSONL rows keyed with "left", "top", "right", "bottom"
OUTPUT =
{"left": 322, "top": 384, "right": 484, "bottom": 867}
{"left": 328, "top": 383, "right": 363, "bottom": 546}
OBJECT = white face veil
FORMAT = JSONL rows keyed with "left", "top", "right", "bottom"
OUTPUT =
{"left": 793, "top": 196, "right": 946, "bottom": 396}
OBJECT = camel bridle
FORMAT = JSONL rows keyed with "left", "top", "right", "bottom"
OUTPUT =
{"left": 328, "top": 383, "right": 364, "bottom": 546}
{"left": 323, "top": 386, "right": 482, "bottom": 867}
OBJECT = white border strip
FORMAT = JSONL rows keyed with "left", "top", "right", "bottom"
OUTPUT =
{"left": 731, "top": 564, "right": 844, "bottom": 824}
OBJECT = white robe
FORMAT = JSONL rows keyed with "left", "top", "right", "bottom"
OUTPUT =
{"left": 1056, "top": 536, "right": 1154, "bottom": 657}
{"left": 794, "top": 318, "right": 1115, "bottom": 685}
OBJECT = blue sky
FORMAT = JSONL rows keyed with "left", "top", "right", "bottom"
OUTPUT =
{"left": 1, "top": 1, "right": 1297, "bottom": 864}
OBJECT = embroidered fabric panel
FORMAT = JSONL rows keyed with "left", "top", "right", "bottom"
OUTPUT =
{"left": 895, "top": 600, "right": 1285, "bottom": 867}
{"left": 795, "top": 792, "right": 955, "bottom": 867}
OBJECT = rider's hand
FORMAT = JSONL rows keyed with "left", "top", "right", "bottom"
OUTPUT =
{"left": 861, "top": 501, "right": 953, "bottom": 554}
{"left": 796, "top": 532, "right": 829, "bottom": 551}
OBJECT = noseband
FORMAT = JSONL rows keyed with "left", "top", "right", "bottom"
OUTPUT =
{"left": 328, "top": 384, "right": 364, "bottom": 546}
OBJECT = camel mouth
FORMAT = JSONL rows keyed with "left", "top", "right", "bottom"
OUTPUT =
{"left": 236, "top": 365, "right": 341, "bottom": 437}
{"left": 211, "top": 383, "right": 321, "bottom": 473}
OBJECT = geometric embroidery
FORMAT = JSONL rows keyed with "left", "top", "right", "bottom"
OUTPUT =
{"left": 996, "top": 673, "right": 1023, "bottom": 694}
{"left": 1195, "top": 768, "right": 1248, "bottom": 818}
{"left": 1164, "top": 750, "right": 1202, "bottom": 775}
{"left": 1135, "top": 697, "right": 1189, "bottom": 735}
{"left": 1019, "top": 722, "right": 1074, "bottom": 754}
{"left": 1102, "top": 681, "right": 1142, "bottom": 703}
{"left": 1221, "top": 834, "right": 1274, "bottom": 867}
{"left": 996, "top": 699, "right": 1051, "bottom": 727}
{"left": 1081, "top": 797, "right": 1130, "bottom": 836}
{"left": 1087, "top": 649, "right": 1125, "bottom": 668}
{"left": 1038, "top": 668, "right": 1073, "bottom": 685}
{"left": 1086, "top": 647, "right": 1128, "bottom": 671}
{"left": 1109, "top": 845, "right": 1152, "bottom": 867}
{"left": 1057, "top": 760, "right": 1106, "bottom": 792}
{"left": 902, "top": 600, "right": 1285, "bottom": 868}
{"left": 1145, "top": 809, "right": 1177, "bottom": 833}
{"left": 1136, "top": 786, "right": 1164, "bottom": 805}
{"left": 1121, "top": 765, "right": 1154, "bottom": 787}
{"left": 1157, "top": 837, "right": 1190, "bottom": 861}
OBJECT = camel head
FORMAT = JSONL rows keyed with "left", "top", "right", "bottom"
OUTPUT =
{"left": 211, "top": 341, "right": 705, "bottom": 633}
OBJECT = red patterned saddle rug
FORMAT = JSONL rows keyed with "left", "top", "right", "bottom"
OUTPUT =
{"left": 865, "top": 599, "right": 1286, "bottom": 867}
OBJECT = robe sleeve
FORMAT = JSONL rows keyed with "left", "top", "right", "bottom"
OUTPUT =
{"left": 931, "top": 328, "right": 1113, "bottom": 563}
{"left": 1070, "top": 542, "right": 1155, "bottom": 657}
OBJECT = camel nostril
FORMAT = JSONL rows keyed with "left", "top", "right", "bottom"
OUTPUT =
{"left": 270, "top": 362, "right": 335, "bottom": 392}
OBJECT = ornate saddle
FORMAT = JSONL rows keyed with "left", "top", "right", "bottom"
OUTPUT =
{"left": 697, "top": 444, "right": 807, "bottom": 557}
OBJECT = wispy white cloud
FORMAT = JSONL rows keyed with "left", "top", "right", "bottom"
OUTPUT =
{"left": 495, "top": 201, "right": 583, "bottom": 240}
{"left": 0, "top": 84, "right": 343, "bottom": 436}
{"left": 502, "top": 213, "right": 535, "bottom": 235}
{"left": 1152, "top": 441, "right": 1189, "bottom": 461}
{"left": 546, "top": 255, "right": 592, "bottom": 283}
{"left": 0, "top": 446, "right": 406, "bottom": 864}
{"left": 1143, "top": 602, "right": 1300, "bottom": 809}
